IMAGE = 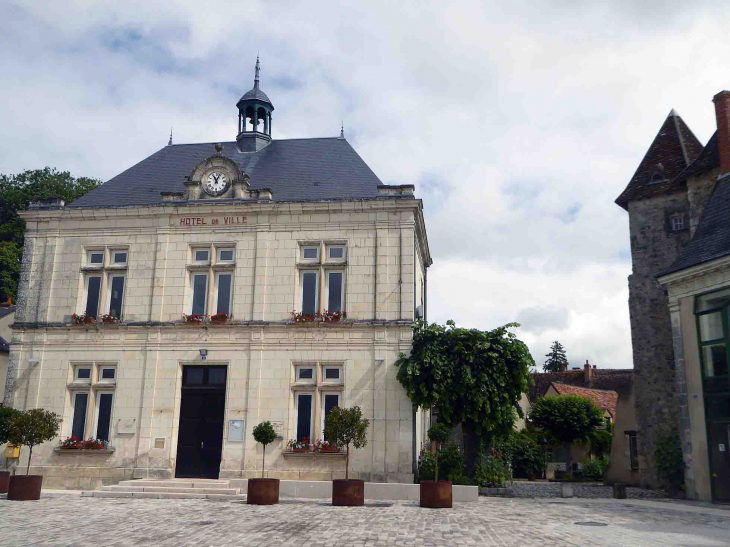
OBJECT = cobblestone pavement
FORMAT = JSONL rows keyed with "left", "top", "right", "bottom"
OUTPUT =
{"left": 508, "top": 480, "right": 668, "bottom": 499}
{"left": 3, "top": 495, "right": 730, "bottom": 546}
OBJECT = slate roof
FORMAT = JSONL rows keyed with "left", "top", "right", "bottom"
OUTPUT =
{"left": 0, "top": 335, "right": 8, "bottom": 353}
{"left": 672, "top": 131, "right": 719, "bottom": 185}
{"left": 615, "top": 111, "right": 703, "bottom": 209}
{"left": 549, "top": 383, "right": 619, "bottom": 418}
{"left": 660, "top": 173, "right": 730, "bottom": 276}
{"left": 69, "top": 138, "right": 384, "bottom": 208}
{"left": 239, "top": 87, "right": 273, "bottom": 106}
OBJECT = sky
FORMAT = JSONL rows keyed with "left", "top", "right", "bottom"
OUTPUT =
{"left": 1, "top": 0, "right": 729, "bottom": 369}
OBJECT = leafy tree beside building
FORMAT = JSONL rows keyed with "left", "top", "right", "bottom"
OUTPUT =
{"left": 543, "top": 340, "right": 568, "bottom": 372}
{"left": 0, "top": 168, "right": 102, "bottom": 301}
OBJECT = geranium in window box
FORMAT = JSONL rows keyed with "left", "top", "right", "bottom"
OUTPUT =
{"left": 315, "top": 439, "right": 340, "bottom": 453}
{"left": 71, "top": 313, "right": 95, "bottom": 325}
{"left": 290, "top": 311, "right": 316, "bottom": 323}
{"left": 210, "top": 312, "right": 229, "bottom": 324}
{"left": 286, "top": 438, "right": 312, "bottom": 452}
{"left": 58, "top": 437, "right": 108, "bottom": 450}
{"left": 101, "top": 314, "right": 119, "bottom": 324}
{"left": 183, "top": 314, "right": 205, "bottom": 324}
{"left": 322, "top": 310, "right": 346, "bottom": 323}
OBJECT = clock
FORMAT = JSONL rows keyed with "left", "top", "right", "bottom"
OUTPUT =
{"left": 204, "top": 171, "right": 229, "bottom": 196}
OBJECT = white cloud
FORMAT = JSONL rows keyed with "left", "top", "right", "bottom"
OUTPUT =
{"left": 2, "top": 0, "right": 728, "bottom": 367}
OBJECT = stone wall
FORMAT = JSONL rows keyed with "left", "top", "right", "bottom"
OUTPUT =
{"left": 626, "top": 192, "right": 693, "bottom": 487}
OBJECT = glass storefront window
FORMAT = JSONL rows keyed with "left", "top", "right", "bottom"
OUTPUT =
{"left": 702, "top": 344, "right": 727, "bottom": 378}
{"left": 699, "top": 312, "right": 724, "bottom": 342}
{"left": 696, "top": 288, "right": 730, "bottom": 313}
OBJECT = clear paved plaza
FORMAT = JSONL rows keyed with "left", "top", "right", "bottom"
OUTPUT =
{"left": 1, "top": 495, "right": 729, "bottom": 546}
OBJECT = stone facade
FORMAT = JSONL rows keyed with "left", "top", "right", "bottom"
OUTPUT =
{"left": 1, "top": 198, "right": 432, "bottom": 489}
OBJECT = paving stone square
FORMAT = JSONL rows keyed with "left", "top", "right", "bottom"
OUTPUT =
{"left": 2, "top": 495, "right": 730, "bottom": 546}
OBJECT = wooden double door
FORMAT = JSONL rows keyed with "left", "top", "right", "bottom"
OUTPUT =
{"left": 175, "top": 366, "right": 227, "bottom": 479}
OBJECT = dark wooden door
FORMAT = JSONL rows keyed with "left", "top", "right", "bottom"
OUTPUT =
{"left": 175, "top": 366, "right": 227, "bottom": 479}
{"left": 709, "top": 421, "right": 730, "bottom": 502}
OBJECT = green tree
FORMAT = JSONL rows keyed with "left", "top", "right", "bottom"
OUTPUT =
{"left": 0, "top": 168, "right": 102, "bottom": 301}
{"left": 323, "top": 406, "right": 369, "bottom": 480}
{"left": 528, "top": 395, "right": 604, "bottom": 474}
{"left": 252, "top": 421, "right": 278, "bottom": 479}
{"left": 543, "top": 341, "right": 568, "bottom": 372}
{"left": 395, "top": 320, "right": 534, "bottom": 477}
{"left": 6, "top": 408, "right": 60, "bottom": 474}
{"left": 588, "top": 427, "right": 613, "bottom": 459}
{"left": 655, "top": 430, "right": 685, "bottom": 494}
{"left": 427, "top": 423, "right": 451, "bottom": 482}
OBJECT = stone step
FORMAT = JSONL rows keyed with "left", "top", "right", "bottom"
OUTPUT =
{"left": 82, "top": 490, "right": 247, "bottom": 501}
{"left": 116, "top": 480, "right": 232, "bottom": 489}
{"left": 103, "top": 485, "right": 239, "bottom": 495}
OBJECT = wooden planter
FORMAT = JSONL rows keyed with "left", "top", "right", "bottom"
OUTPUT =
{"left": 0, "top": 471, "right": 10, "bottom": 494}
{"left": 7, "top": 475, "right": 43, "bottom": 501}
{"left": 420, "top": 480, "right": 452, "bottom": 508}
{"left": 319, "top": 447, "right": 340, "bottom": 453}
{"left": 247, "top": 478, "right": 280, "bottom": 505}
{"left": 332, "top": 479, "right": 364, "bottom": 506}
{"left": 291, "top": 447, "right": 311, "bottom": 453}
{"left": 210, "top": 318, "right": 228, "bottom": 324}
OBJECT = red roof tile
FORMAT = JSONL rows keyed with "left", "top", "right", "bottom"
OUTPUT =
{"left": 549, "top": 383, "right": 618, "bottom": 418}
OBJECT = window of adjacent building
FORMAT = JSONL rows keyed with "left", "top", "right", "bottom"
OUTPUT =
{"left": 191, "top": 273, "right": 208, "bottom": 315}
{"left": 94, "top": 392, "right": 114, "bottom": 442}
{"left": 87, "top": 251, "right": 104, "bottom": 266}
{"left": 301, "top": 271, "right": 318, "bottom": 315}
{"left": 215, "top": 273, "right": 233, "bottom": 315}
{"left": 218, "top": 249, "right": 234, "bottom": 263}
{"left": 321, "top": 392, "right": 341, "bottom": 442}
{"left": 112, "top": 251, "right": 128, "bottom": 265}
{"left": 301, "top": 246, "right": 319, "bottom": 262}
{"left": 194, "top": 249, "right": 210, "bottom": 263}
{"left": 107, "top": 275, "right": 125, "bottom": 319}
{"left": 628, "top": 432, "right": 639, "bottom": 470}
{"left": 322, "top": 366, "right": 342, "bottom": 384}
{"left": 326, "top": 271, "right": 344, "bottom": 313}
{"left": 85, "top": 275, "right": 102, "bottom": 319}
{"left": 296, "top": 366, "right": 315, "bottom": 383}
{"left": 295, "top": 392, "right": 314, "bottom": 442}
{"left": 327, "top": 245, "right": 345, "bottom": 261}
{"left": 670, "top": 215, "right": 685, "bottom": 232}
{"left": 695, "top": 290, "right": 730, "bottom": 396}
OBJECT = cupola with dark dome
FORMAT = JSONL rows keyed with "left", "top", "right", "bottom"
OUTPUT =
{"left": 236, "top": 56, "right": 274, "bottom": 152}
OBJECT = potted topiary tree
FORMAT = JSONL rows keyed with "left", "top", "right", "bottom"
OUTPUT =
{"left": 248, "top": 421, "right": 279, "bottom": 505}
{"left": 0, "top": 407, "right": 20, "bottom": 494}
{"left": 6, "top": 408, "right": 60, "bottom": 501}
{"left": 324, "top": 406, "right": 370, "bottom": 506}
{"left": 420, "top": 422, "right": 453, "bottom": 508}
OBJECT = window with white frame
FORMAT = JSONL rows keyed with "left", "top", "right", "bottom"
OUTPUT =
{"left": 300, "top": 270, "right": 319, "bottom": 315}
{"left": 670, "top": 215, "right": 685, "bottom": 232}
{"left": 68, "top": 362, "right": 117, "bottom": 443}
{"left": 111, "top": 250, "right": 128, "bottom": 265}
{"left": 215, "top": 272, "right": 233, "bottom": 315}
{"left": 194, "top": 248, "right": 211, "bottom": 263}
{"left": 191, "top": 273, "right": 209, "bottom": 315}
{"left": 84, "top": 275, "right": 103, "bottom": 319}
{"left": 107, "top": 275, "right": 126, "bottom": 319}
{"left": 327, "top": 245, "right": 345, "bottom": 262}
{"left": 87, "top": 250, "right": 104, "bottom": 266}
{"left": 325, "top": 271, "right": 344, "bottom": 313}
{"left": 80, "top": 248, "right": 130, "bottom": 322}
{"left": 295, "top": 392, "right": 314, "bottom": 442}
{"left": 321, "top": 392, "right": 341, "bottom": 442}
{"left": 322, "top": 365, "right": 342, "bottom": 384}
{"left": 217, "top": 248, "right": 235, "bottom": 263}
{"left": 296, "top": 365, "right": 315, "bottom": 383}
{"left": 301, "top": 246, "right": 319, "bottom": 262}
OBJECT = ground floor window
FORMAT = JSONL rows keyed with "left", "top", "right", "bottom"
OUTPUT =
{"left": 627, "top": 431, "right": 639, "bottom": 470}
{"left": 292, "top": 363, "right": 344, "bottom": 444}
{"left": 296, "top": 392, "right": 314, "bottom": 442}
{"left": 68, "top": 363, "right": 116, "bottom": 443}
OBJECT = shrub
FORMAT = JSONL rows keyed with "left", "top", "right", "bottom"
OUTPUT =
{"left": 655, "top": 431, "right": 685, "bottom": 494}
{"left": 474, "top": 448, "right": 510, "bottom": 487}
{"left": 418, "top": 443, "right": 469, "bottom": 484}
{"left": 252, "top": 421, "right": 278, "bottom": 479}
{"left": 581, "top": 456, "right": 609, "bottom": 480}
{"left": 6, "top": 408, "right": 60, "bottom": 474}
{"left": 495, "top": 429, "right": 544, "bottom": 479}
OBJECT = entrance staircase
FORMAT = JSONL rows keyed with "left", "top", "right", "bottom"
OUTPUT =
{"left": 81, "top": 478, "right": 248, "bottom": 500}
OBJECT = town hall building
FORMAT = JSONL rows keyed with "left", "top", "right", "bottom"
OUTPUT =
{"left": 2, "top": 59, "right": 432, "bottom": 489}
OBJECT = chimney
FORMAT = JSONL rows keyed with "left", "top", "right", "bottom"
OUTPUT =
{"left": 713, "top": 90, "right": 730, "bottom": 176}
{"left": 584, "top": 359, "right": 592, "bottom": 387}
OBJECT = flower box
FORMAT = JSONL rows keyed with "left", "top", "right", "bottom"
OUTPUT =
{"left": 292, "top": 447, "right": 311, "bottom": 453}
{"left": 71, "top": 314, "right": 95, "bottom": 325}
{"left": 58, "top": 437, "right": 108, "bottom": 450}
{"left": 210, "top": 313, "right": 229, "bottom": 324}
{"left": 183, "top": 314, "right": 205, "bottom": 324}
{"left": 101, "top": 314, "right": 119, "bottom": 324}
{"left": 319, "top": 446, "right": 340, "bottom": 453}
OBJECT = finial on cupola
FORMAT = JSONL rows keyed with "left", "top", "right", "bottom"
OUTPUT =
{"left": 340, "top": 121, "right": 345, "bottom": 139}
{"left": 254, "top": 55, "right": 261, "bottom": 89}
{"left": 168, "top": 127, "right": 173, "bottom": 146}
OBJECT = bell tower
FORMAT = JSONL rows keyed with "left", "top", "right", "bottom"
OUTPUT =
{"left": 236, "top": 56, "right": 274, "bottom": 152}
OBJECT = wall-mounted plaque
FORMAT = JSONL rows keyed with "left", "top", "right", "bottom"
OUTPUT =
{"left": 154, "top": 438, "right": 166, "bottom": 449}
{"left": 271, "top": 421, "right": 285, "bottom": 439}
{"left": 228, "top": 419, "right": 245, "bottom": 442}
{"left": 117, "top": 418, "right": 136, "bottom": 435}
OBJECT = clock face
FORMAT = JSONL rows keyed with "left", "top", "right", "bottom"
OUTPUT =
{"left": 204, "top": 171, "right": 229, "bottom": 196}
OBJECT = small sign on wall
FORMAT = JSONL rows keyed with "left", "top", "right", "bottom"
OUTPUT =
{"left": 154, "top": 438, "right": 166, "bottom": 449}
{"left": 720, "top": 444, "right": 726, "bottom": 453}
{"left": 270, "top": 421, "right": 285, "bottom": 439}
{"left": 117, "top": 419, "right": 136, "bottom": 435}
{"left": 228, "top": 419, "right": 245, "bottom": 442}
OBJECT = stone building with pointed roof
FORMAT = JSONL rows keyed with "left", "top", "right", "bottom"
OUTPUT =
{"left": 617, "top": 91, "right": 730, "bottom": 502}
{"left": 2, "top": 60, "right": 433, "bottom": 489}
